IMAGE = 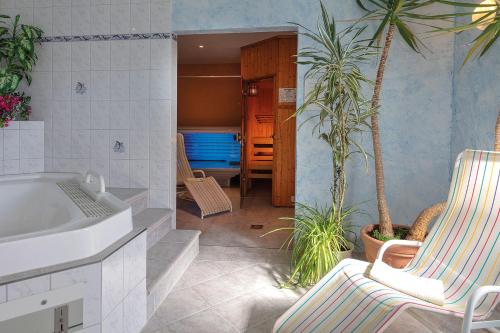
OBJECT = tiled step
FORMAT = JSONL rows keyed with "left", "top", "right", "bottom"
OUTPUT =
{"left": 133, "top": 208, "right": 174, "bottom": 250}
{"left": 146, "top": 230, "right": 201, "bottom": 319}
{"left": 108, "top": 187, "right": 148, "bottom": 216}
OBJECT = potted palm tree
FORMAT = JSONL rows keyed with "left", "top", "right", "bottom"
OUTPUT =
{"left": 356, "top": 0, "right": 500, "bottom": 267}
{"left": 267, "top": 3, "right": 376, "bottom": 287}
{"left": 0, "top": 14, "right": 43, "bottom": 127}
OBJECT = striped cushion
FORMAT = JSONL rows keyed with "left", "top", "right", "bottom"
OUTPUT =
{"left": 273, "top": 150, "right": 499, "bottom": 332}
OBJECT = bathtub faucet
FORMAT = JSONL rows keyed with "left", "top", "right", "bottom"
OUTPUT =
{"left": 113, "top": 141, "right": 125, "bottom": 153}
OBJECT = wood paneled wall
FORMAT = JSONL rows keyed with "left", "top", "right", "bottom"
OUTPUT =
{"left": 178, "top": 64, "right": 242, "bottom": 127}
{"left": 241, "top": 35, "right": 297, "bottom": 207}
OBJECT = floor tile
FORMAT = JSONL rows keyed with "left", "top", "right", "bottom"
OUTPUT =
{"left": 165, "top": 309, "right": 238, "bottom": 333}
{"left": 154, "top": 288, "right": 210, "bottom": 325}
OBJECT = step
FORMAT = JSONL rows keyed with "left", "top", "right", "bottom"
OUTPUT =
{"left": 108, "top": 187, "right": 148, "bottom": 215}
{"left": 146, "top": 230, "right": 201, "bottom": 319}
{"left": 133, "top": 208, "right": 174, "bottom": 250}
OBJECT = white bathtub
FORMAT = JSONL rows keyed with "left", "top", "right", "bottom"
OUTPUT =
{"left": 0, "top": 173, "right": 133, "bottom": 277}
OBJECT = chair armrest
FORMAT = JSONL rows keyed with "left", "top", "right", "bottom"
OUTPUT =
{"left": 462, "top": 285, "right": 500, "bottom": 333}
{"left": 192, "top": 170, "right": 206, "bottom": 178}
{"left": 376, "top": 240, "right": 423, "bottom": 262}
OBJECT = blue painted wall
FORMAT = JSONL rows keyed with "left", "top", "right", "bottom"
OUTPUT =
{"left": 451, "top": 27, "right": 500, "bottom": 159}
{"left": 172, "top": 1, "right": 456, "bottom": 230}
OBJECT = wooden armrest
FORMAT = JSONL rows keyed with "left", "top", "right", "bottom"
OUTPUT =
{"left": 192, "top": 170, "right": 206, "bottom": 178}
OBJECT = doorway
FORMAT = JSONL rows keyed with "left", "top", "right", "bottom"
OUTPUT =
{"left": 175, "top": 30, "right": 297, "bottom": 248}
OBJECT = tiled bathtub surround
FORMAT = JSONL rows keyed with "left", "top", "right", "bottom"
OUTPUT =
{"left": 0, "top": 121, "right": 44, "bottom": 175}
{"left": 1, "top": 0, "right": 177, "bottom": 211}
{"left": 0, "top": 232, "right": 147, "bottom": 333}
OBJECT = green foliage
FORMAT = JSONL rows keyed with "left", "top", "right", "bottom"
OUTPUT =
{"left": 295, "top": 2, "right": 376, "bottom": 211}
{"left": 266, "top": 204, "right": 356, "bottom": 287}
{"left": 433, "top": 0, "right": 499, "bottom": 64}
{"left": 0, "top": 14, "right": 43, "bottom": 94}
{"left": 371, "top": 226, "right": 409, "bottom": 242}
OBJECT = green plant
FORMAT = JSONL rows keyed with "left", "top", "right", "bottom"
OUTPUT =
{"left": 268, "top": 204, "right": 357, "bottom": 287}
{"left": 264, "top": 3, "right": 375, "bottom": 287}
{"left": 356, "top": 0, "right": 460, "bottom": 239}
{"left": 295, "top": 3, "right": 375, "bottom": 215}
{"left": 0, "top": 14, "right": 43, "bottom": 94}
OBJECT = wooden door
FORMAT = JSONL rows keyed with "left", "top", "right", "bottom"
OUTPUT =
{"left": 240, "top": 80, "right": 249, "bottom": 199}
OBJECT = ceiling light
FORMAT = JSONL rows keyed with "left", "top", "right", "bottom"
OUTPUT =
{"left": 198, "top": 45, "right": 205, "bottom": 49}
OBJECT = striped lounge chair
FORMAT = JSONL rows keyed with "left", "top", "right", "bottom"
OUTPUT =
{"left": 177, "top": 133, "right": 233, "bottom": 219}
{"left": 273, "top": 150, "right": 500, "bottom": 333}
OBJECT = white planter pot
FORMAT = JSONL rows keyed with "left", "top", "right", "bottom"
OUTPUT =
{"left": 337, "top": 243, "right": 354, "bottom": 261}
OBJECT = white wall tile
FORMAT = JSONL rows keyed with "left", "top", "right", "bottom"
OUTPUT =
{"left": 71, "top": 130, "right": 91, "bottom": 158}
{"left": 150, "top": 39, "right": 171, "bottom": 69}
{"left": 149, "top": 99, "right": 170, "bottom": 131}
{"left": 51, "top": 263, "right": 102, "bottom": 327}
{"left": 101, "top": 248, "right": 124, "bottom": 319}
{"left": 150, "top": 159, "right": 169, "bottom": 190}
{"left": 53, "top": 6, "right": 72, "bottom": 36}
{"left": 0, "top": 130, "right": 4, "bottom": 161}
{"left": 29, "top": 71, "right": 53, "bottom": 99}
{"left": 30, "top": 99, "right": 52, "bottom": 128}
{"left": 91, "top": 100, "right": 110, "bottom": 129}
{"left": 20, "top": 130, "right": 44, "bottom": 159}
{"left": 124, "top": 232, "right": 146, "bottom": 293}
{"left": 34, "top": 0, "right": 52, "bottom": 7}
{"left": 53, "top": 100, "right": 71, "bottom": 129}
{"left": 130, "top": 100, "right": 149, "bottom": 130}
{"left": 53, "top": 130, "right": 72, "bottom": 158}
{"left": 91, "top": 4, "right": 110, "bottom": 35}
{"left": 44, "top": 131, "right": 53, "bottom": 157}
{"left": 91, "top": 41, "right": 111, "bottom": 71}
{"left": 110, "top": 4, "right": 130, "bottom": 34}
{"left": 17, "top": 0, "right": 34, "bottom": 7}
{"left": 130, "top": 159, "right": 149, "bottom": 188}
{"left": 109, "top": 129, "right": 129, "bottom": 159}
{"left": 52, "top": 71, "right": 72, "bottom": 100}
{"left": 34, "top": 43, "right": 52, "bottom": 72}
{"left": 110, "top": 41, "right": 130, "bottom": 71}
{"left": 52, "top": 43, "right": 72, "bottom": 72}
{"left": 130, "top": 70, "right": 150, "bottom": 100}
{"left": 130, "top": 130, "right": 149, "bottom": 159}
{"left": 7, "top": 275, "right": 50, "bottom": 301}
{"left": 72, "top": 5, "right": 91, "bottom": 36}
{"left": 149, "top": 69, "right": 170, "bottom": 99}
{"left": 72, "top": 42, "right": 91, "bottom": 72}
{"left": 150, "top": 130, "right": 169, "bottom": 160}
{"left": 91, "top": 71, "right": 111, "bottom": 100}
{"left": 110, "top": 71, "right": 130, "bottom": 100}
{"left": 129, "top": 40, "right": 150, "bottom": 70}
{"left": 4, "top": 159, "right": 20, "bottom": 175}
{"left": 72, "top": 100, "right": 91, "bottom": 129}
{"left": 91, "top": 158, "right": 110, "bottom": 184}
{"left": 4, "top": 130, "right": 20, "bottom": 160}
{"left": 102, "top": 302, "right": 123, "bottom": 333}
{"left": 0, "top": 285, "right": 6, "bottom": 304}
{"left": 110, "top": 158, "right": 130, "bottom": 187}
{"left": 123, "top": 278, "right": 147, "bottom": 333}
{"left": 109, "top": 101, "right": 130, "bottom": 130}
{"left": 91, "top": 129, "right": 110, "bottom": 159}
{"left": 72, "top": 71, "right": 91, "bottom": 100}
{"left": 14, "top": 7, "right": 34, "bottom": 25}
{"left": 20, "top": 158, "right": 44, "bottom": 173}
{"left": 149, "top": 189, "right": 169, "bottom": 209}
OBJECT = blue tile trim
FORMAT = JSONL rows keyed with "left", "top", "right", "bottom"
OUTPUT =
{"left": 38, "top": 32, "right": 177, "bottom": 43}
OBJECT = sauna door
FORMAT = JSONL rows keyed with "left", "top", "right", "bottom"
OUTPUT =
{"left": 240, "top": 81, "right": 249, "bottom": 198}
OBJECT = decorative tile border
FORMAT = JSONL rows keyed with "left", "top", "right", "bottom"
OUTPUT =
{"left": 39, "top": 32, "right": 176, "bottom": 43}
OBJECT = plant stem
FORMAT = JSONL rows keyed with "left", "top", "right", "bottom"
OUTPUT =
{"left": 371, "top": 23, "right": 396, "bottom": 237}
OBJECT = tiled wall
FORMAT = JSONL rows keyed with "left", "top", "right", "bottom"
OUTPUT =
{"left": 0, "top": 121, "right": 44, "bottom": 175}
{"left": 0, "top": 232, "right": 147, "bottom": 333}
{"left": 0, "top": 0, "right": 177, "bottom": 210}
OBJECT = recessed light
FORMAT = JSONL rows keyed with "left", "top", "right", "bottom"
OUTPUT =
{"left": 198, "top": 45, "right": 205, "bottom": 49}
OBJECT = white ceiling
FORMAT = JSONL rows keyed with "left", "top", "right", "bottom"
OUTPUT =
{"left": 177, "top": 31, "right": 296, "bottom": 65}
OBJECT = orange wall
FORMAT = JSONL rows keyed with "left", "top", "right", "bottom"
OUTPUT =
{"left": 178, "top": 64, "right": 242, "bottom": 127}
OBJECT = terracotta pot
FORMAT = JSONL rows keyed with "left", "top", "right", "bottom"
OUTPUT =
{"left": 361, "top": 224, "right": 420, "bottom": 268}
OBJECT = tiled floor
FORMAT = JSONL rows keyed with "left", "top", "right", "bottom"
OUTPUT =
{"left": 142, "top": 183, "right": 497, "bottom": 333}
